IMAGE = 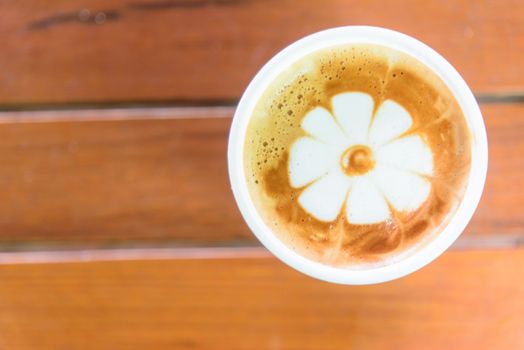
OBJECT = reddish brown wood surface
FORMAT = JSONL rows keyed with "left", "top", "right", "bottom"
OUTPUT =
{"left": 0, "top": 2, "right": 522, "bottom": 348}
{"left": 0, "top": 103, "right": 521, "bottom": 244}
{"left": 0, "top": 248, "right": 521, "bottom": 349}
{"left": 1, "top": 0, "right": 523, "bottom": 104}
{"left": 0, "top": 108, "right": 245, "bottom": 243}
{"left": 475, "top": 104, "right": 524, "bottom": 236}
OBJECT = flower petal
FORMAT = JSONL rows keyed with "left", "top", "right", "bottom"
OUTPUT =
{"left": 288, "top": 137, "right": 339, "bottom": 188}
{"left": 375, "top": 135, "right": 433, "bottom": 175}
{"left": 371, "top": 164, "right": 431, "bottom": 212}
{"left": 345, "top": 176, "right": 390, "bottom": 224}
{"left": 331, "top": 92, "right": 374, "bottom": 144}
{"left": 298, "top": 167, "right": 352, "bottom": 221}
{"left": 368, "top": 99, "right": 412, "bottom": 146}
{"left": 301, "top": 107, "right": 348, "bottom": 146}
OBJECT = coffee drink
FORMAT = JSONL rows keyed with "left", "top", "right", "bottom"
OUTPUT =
{"left": 243, "top": 44, "right": 471, "bottom": 267}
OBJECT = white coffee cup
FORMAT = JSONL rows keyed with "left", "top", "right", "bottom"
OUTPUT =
{"left": 228, "top": 26, "right": 488, "bottom": 285}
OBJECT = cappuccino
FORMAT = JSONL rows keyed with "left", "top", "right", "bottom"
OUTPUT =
{"left": 243, "top": 44, "right": 471, "bottom": 267}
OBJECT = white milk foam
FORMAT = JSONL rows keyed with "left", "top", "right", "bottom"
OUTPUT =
{"left": 289, "top": 92, "right": 434, "bottom": 225}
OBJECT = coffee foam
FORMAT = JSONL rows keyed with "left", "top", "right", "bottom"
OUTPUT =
{"left": 243, "top": 44, "right": 471, "bottom": 267}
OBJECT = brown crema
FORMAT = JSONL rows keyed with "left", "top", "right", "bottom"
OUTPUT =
{"left": 243, "top": 44, "right": 471, "bottom": 267}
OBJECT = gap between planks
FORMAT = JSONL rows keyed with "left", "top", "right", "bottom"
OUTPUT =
{"left": 0, "top": 91, "right": 524, "bottom": 120}
{"left": 0, "top": 106, "right": 235, "bottom": 123}
{"left": 0, "top": 234, "right": 522, "bottom": 265}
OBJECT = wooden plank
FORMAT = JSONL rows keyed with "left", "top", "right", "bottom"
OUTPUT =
{"left": 0, "top": 107, "right": 245, "bottom": 244}
{"left": 473, "top": 103, "right": 524, "bottom": 236}
{"left": 0, "top": 103, "right": 521, "bottom": 245}
{"left": 0, "top": 249, "right": 522, "bottom": 349}
{"left": 1, "top": 0, "right": 523, "bottom": 105}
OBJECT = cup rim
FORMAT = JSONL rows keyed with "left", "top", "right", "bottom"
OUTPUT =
{"left": 227, "top": 26, "right": 488, "bottom": 285}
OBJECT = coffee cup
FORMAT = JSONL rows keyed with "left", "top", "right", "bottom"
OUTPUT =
{"left": 228, "top": 26, "right": 488, "bottom": 284}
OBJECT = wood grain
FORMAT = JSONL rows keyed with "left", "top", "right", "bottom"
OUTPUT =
{"left": 0, "top": 108, "right": 245, "bottom": 244}
{"left": 0, "top": 103, "right": 521, "bottom": 245}
{"left": 0, "top": 249, "right": 522, "bottom": 349}
{"left": 1, "top": 0, "right": 523, "bottom": 105}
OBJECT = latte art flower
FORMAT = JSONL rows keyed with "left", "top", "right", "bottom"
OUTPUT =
{"left": 288, "top": 92, "right": 434, "bottom": 224}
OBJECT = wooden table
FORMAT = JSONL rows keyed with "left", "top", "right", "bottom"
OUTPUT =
{"left": 0, "top": 1, "right": 523, "bottom": 349}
